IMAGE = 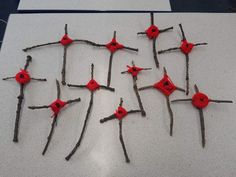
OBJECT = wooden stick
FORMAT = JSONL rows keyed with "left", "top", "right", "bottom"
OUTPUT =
{"left": 133, "top": 76, "right": 146, "bottom": 116}
{"left": 198, "top": 108, "right": 205, "bottom": 148}
{"left": 166, "top": 96, "right": 174, "bottom": 136}
{"left": 171, "top": 98, "right": 192, "bottom": 103}
{"left": 185, "top": 54, "right": 190, "bottom": 95}
{"left": 158, "top": 47, "right": 180, "bottom": 54}
{"left": 22, "top": 41, "right": 60, "bottom": 52}
{"left": 119, "top": 120, "right": 130, "bottom": 163}
{"left": 209, "top": 99, "right": 233, "bottom": 103}
{"left": 138, "top": 85, "right": 153, "bottom": 91}
{"left": 159, "top": 27, "right": 174, "bottom": 33}
{"left": 42, "top": 115, "right": 57, "bottom": 155}
{"left": 61, "top": 46, "right": 68, "bottom": 85}
{"left": 65, "top": 92, "right": 94, "bottom": 161}
{"left": 107, "top": 52, "right": 114, "bottom": 87}
{"left": 100, "top": 114, "right": 116, "bottom": 123}
{"left": 28, "top": 105, "right": 50, "bottom": 109}
{"left": 153, "top": 37, "right": 159, "bottom": 68}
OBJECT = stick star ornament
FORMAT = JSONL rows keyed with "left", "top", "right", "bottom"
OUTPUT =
{"left": 28, "top": 80, "right": 81, "bottom": 155}
{"left": 65, "top": 63, "right": 115, "bottom": 161}
{"left": 137, "top": 12, "right": 173, "bottom": 68}
{"left": 158, "top": 24, "right": 207, "bottom": 95}
{"left": 2, "top": 55, "right": 47, "bottom": 142}
{"left": 100, "top": 98, "right": 142, "bottom": 163}
{"left": 172, "top": 84, "right": 233, "bottom": 148}
{"left": 139, "top": 67, "right": 185, "bottom": 136}
{"left": 121, "top": 61, "right": 151, "bottom": 116}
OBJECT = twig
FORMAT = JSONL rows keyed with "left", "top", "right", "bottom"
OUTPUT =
{"left": 138, "top": 85, "right": 153, "bottom": 91}
{"left": 194, "top": 43, "right": 208, "bottom": 46}
{"left": 100, "top": 85, "right": 115, "bottom": 92}
{"left": 100, "top": 114, "right": 116, "bottom": 123}
{"left": 166, "top": 96, "right": 174, "bottom": 136}
{"left": 198, "top": 108, "right": 205, "bottom": 148}
{"left": 65, "top": 92, "right": 94, "bottom": 161}
{"left": 73, "top": 39, "right": 106, "bottom": 47}
{"left": 28, "top": 105, "right": 50, "bottom": 109}
{"left": 179, "top": 23, "right": 186, "bottom": 40}
{"left": 159, "top": 27, "right": 174, "bottom": 33}
{"left": 127, "top": 110, "right": 142, "bottom": 114}
{"left": 2, "top": 76, "right": 15, "bottom": 80}
{"left": 153, "top": 38, "right": 159, "bottom": 68}
{"left": 31, "top": 78, "right": 47, "bottom": 81}
{"left": 158, "top": 47, "right": 180, "bottom": 54}
{"left": 61, "top": 46, "right": 68, "bottom": 85}
{"left": 107, "top": 52, "right": 114, "bottom": 87}
{"left": 185, "top": 54, "right": 190, "bottom": 95}
{"left": 209, "top": 99, "right": 233, "bottom": 103}
{"left": 133, "top": 77, "right": 146, "bottom": 116}
{"left": 171, "top": 98, "right": 192, "bottom": 103}
{"left": 42, "top": 116, "right": 57, "bottom": 155}
{"left": 66, "top": 98, "right": 81, "bottom": 104}
{"left": 119, "top": 120, "right": 130, "bottom": 163}
{"left": 67, "top": 84, "right": 86, "bottom": 88}
{"left": 13, "top": 84, "right": 24, "bottom": 142}
{"left": 22, "top": 41, "right": 60, "bottom": 52}
{"left": 150, "top": 12, "right": 154, "bottom": 25}
{"left": 56, "top": 80, "right": 61, "bottom": 99}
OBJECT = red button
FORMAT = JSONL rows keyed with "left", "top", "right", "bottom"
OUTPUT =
{"left": 60, "top": 34, "right": 73, "bottom": 46}
{"left": 86, "top": 79, "right": 100, "bottom": 91}
{"left": 106, "top": 38, "right": 124, "bottom": 53}
{"left": 153, "top": 74, "right": 176, "bottom": 96}
{"left": 15, "top": 70, "right": 31, "bottom": 84}
{"left": 115, "top": 106, "right": 128, "bottom": 120}
{"left": 180, "top": 40, "right": 194, "bottom": 54}
{"left": 192, "top": 92, "right": 209, "bottom": 109}
{"left": 145, "top": 25, "right": 160, "bottom": 39}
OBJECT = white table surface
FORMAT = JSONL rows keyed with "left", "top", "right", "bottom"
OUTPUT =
{"left": 18, "top": 0, "right": 171, "bottom": 11}
{"left": 0, "top": 13, "right": 236, "bottom": 177}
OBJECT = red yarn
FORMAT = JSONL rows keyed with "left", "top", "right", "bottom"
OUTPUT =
{"left": 115, "top": 106, "right": 128, "bottom": 120}
{"left": 86, "top": 79, "right": 100, "bottom": 91}
{"left": 50, "top": 99, "right": 66, "bottom": 117}
{"left": 15, "top": 69, "right": 31, "bottom": 84}
{"left": 145, "top": 25, "right": 160, "bottom": 39}
{"left": 127, "top": 65, "right": 143, "bottom": 77}
{"left": 106, "top": 38, "right": 124, "bottom": 53}
{"left": 192, "top": 92, "right": 209, "bottom": 109}
{"left": 153, "top": 74, "right": 176, "bottom": 96}
{"left": 60, "top": 34, "right": 73, "bottom": 46}
{"left": 180, "top": 40, "right": 194, "bottom": 54}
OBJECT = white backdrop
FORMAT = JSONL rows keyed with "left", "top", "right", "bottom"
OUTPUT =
{"left": 0, "top": 13, "right": 236, "bottom": 177}
{"left": 18, "top": 0, "right": 171, "bottom": 11}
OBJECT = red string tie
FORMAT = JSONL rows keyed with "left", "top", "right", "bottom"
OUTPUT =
{"left": 15, "top": 69, "right": 31, "bottom": 84}
{"left": 115, "top": 106, "right": 128, "bottom": 120}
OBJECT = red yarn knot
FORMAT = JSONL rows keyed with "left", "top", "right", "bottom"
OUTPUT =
{"left": 115, "top": 106, "right": 128, "bottom": 120}
{"left": 60, "top": 34, "right": 73, "bottom": 46}
{"left": 192, "top": 92, "right": 209, "bottom": 109}
{"left": 145, "top": 25, "right": 160, "bottom": 39}
{"left": 180, "top": 40, "right": 194, "bottom": 54}
{"left": 127, "top": 65, "right": 143, "bottom": 77}
{"left": 106, "top": 38, "right": 124, "bottom": 53}
{"left": 50, "top": 99, "right": 66, "bottom": 117}
{"left": 15, "top": 69, "right": 31, "bottom": 84}
{"left": 86, "top": 79, "right": 100, "bottom": 91}
{"left": 153, "top": 74, "right": 176, "bottom": 96}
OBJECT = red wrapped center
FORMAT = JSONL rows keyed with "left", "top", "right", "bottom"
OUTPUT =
{"left": 15, "top": 70, "right": 31, "bottom": 84}
{"left": 106, "top": 38, "right": 124, "bottom": 53}
{"left": 60, "top": 34, "right": 73, "bottom": 46}
{"left": 180, "top": 40, "right": 194, "bottom": 54}
{"left": 50, "top": 99, "right": 66, "bottom": 117}
{"left": 115, "top": 106, "right": 128, "bottom": 120}
{"left": 86, "top": 79, "right": 100, "bottom": 91}
{"left": 127, "top": 65, "right": 143, "bottom": 77}
{"left": 192, "top": 92, "right": 209, "bottom": 109}
{"left": 153, "top": 74, "right": 176, "bottom": 96}
{"left": 145, "top": 25, "right": 160, "bottom": 39}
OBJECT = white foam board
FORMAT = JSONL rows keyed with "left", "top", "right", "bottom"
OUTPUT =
{"left": 0, "top": 13, "right": 236, "bottom": 177}
{"left": 18, "top": 0, "right": 171, "bottom": 11}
